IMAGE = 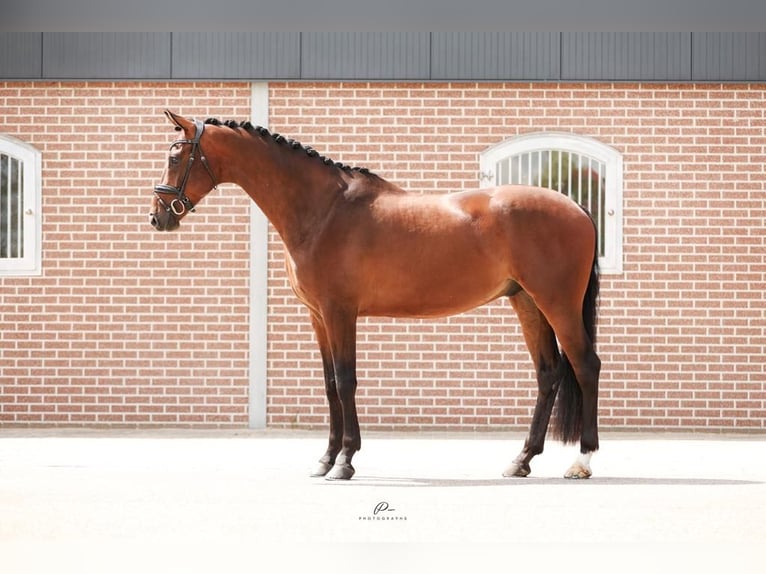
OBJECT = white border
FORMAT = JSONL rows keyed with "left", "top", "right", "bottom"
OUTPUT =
{"left": 0, "top": 134, "right": 42, "bottom": 276}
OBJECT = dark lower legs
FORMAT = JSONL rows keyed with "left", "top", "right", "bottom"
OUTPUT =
{"left": 564, "top": 348, "right": 600, "bottom": 478}
{"left": 324, "top": 359, "right": 360, "bottom": 480}
{"left": 505, "top": 293, "right": 562, "bottom": 477}
{"left": 310, "top": 310, "right": 361, "bottom": 481}
{"left": 553, "top": 326, "right": 600, "bottom": 479}
{"left": 310, "top": 342, "right": 344, "bottom": 477}
{"left": 308, "top": 290, "right": 599, "bottom": 481}
{"left": 504, "top": 365, "right": 560, "bottom": 476}
{"left": 505, "top": 292, "right": 601, "bottom": 478}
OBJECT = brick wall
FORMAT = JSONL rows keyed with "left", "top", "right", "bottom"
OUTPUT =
{"left": 1, "top": 80, "right": 764, "bottom": 432}
{"left": 0, "top": 82, "right": 253, "bottom": 426}
{"left": 267, "top": 81, "right": 765, "bottom": 432}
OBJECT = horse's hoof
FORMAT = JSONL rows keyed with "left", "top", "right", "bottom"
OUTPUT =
{"left": 564, "top": 462, "right": 592, "bottom": 479}
{"left": 310, "top": 461, "right": 333, "bottom": 477}
{"left": 325, "top": 463, "right": 355, "bottom": 481}
{"left": 502, "top": 461, "right": 531, "bottom": 478}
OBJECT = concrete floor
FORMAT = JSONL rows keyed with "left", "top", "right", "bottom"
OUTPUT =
{"left": 1, "top": 430, "right": 764, "bottom": 573}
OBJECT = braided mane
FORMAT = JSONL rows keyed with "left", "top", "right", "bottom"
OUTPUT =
{"left": 203, "top": 118, "right": 374, "bottom": 177}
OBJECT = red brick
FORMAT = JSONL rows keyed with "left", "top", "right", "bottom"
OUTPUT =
{"left": 1, "top": 80, "right": 764, "bottom": 432}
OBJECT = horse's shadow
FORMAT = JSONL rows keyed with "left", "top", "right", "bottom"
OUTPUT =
{"left": 322, "top": 475, "right": 763, "bottom": 488}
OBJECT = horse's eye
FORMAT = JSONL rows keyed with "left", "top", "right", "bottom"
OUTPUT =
{"left": 169, "top": 156, "right": 180, "bottom": 167}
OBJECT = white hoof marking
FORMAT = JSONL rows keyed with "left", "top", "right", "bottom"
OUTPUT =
{"left": 565, "top": 451, "right": 593, "bottom": 479}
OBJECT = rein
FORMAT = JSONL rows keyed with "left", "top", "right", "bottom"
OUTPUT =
{"left": 154, "top": 119, "right": 218, "bottom": 216}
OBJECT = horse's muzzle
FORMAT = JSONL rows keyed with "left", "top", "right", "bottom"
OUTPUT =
{"left": 149, "top": 210, "right": 180, "bottom": 231}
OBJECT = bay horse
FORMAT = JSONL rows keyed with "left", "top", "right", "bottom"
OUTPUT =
{"left": 150, "top": 110, "right": 601, "bottom": 480}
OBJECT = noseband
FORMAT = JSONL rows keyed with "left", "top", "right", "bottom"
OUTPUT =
{"left": 154, "top": 119, "right": 218, "bottom": 216}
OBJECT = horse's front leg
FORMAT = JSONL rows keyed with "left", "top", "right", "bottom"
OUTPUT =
{"left": 309, "top": 313, "right": 344, "bottom": 477}
{"left": 322, "top": 309, "right": 361, "bottom": 481}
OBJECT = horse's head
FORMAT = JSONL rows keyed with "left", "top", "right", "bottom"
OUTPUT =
{"left": 150, "top": 110, "right": 219, "bottom": 231}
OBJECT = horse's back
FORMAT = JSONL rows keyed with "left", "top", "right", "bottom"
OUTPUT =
{"left": 327, "top": 183, "right": 596, "bottom": 317}
{"left": 440, "top": 185, "right": 596, "bottom": 256}
{"left": 486, "top": 184, "right": 592, "bottom": 220}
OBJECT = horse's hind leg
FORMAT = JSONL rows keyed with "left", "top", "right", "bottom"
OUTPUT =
{"left": 503, "top": 291, "right": 562, "bottom": 478}
{"left": 552, "top": 317, "right": 601, "bottom": 479}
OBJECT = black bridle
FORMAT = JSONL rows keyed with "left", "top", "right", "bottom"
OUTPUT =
{"left": 153, "top": 119, "right": 218, "bottom": 216}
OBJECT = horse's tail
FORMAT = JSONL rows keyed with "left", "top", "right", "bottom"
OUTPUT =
{"left": 552, "top": 210, "right": 600, "bottom": 444}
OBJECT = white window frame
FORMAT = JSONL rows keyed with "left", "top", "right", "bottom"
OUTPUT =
{"left": 0, "top": 134, "right": 42, "bottom": 276}
{"left": 480, "top": 132, "right": 623, "bottom": 274}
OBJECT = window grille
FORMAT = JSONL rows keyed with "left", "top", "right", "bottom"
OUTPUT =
{"left": 1, "top": 153, "right": 25, "bottom": 259}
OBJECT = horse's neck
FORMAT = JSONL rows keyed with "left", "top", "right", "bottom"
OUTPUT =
{"left": 231, "top": 140, "right": 341, "bottom": 253}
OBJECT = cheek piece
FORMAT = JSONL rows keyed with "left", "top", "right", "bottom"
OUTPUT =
{"left": 153, "top": 119, "right": 218, "bottom": 216}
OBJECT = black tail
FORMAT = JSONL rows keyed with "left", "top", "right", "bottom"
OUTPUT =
{"left": 551, "top": 215, "right": 600, "bottom": 444}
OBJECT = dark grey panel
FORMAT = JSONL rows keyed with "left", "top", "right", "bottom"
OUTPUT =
{"left": 0, "top": 33, "right": 42, "bottom": 78}
{"left": 172, "top": 33, "right": 300, "bottom": 79}
{"left": 692, "top": 33, "right": 766, "bottom": 81}
{"left": 42, "top": 33, "right": 170, "bottom": 78}
{"left": 301, "top": 32, "right": 430, "bottom": 79}
{"left": 431, "top": 33, "right": 560, "bottom": 80}
{"left": 562, "top": 33, "right": 691, "bottom": 80}
{"left": 5, "top": 32, "right": 766, "bottom": 82}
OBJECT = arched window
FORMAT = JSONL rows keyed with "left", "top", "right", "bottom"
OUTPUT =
{"left": 0, "top": 134, "right": 41, "bottom": 275}
{"left": 480, "top": 133, "right": 623, "bottom": 273}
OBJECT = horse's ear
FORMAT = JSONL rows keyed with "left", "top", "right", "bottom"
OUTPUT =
{"left": 164, "top": 109, "right": 190, "bottom": 133}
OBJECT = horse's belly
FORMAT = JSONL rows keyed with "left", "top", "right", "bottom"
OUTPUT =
{"left": 358, "top": 272, "right": 515, "bottom": 319}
